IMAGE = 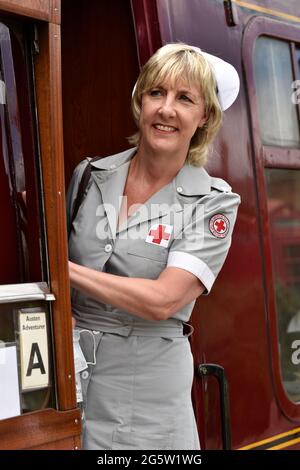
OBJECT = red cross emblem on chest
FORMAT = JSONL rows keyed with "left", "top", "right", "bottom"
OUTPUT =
{"left": 209, "top": 214, "right": 230, "bottom": 238}
{"left": 146, "top": 224, "right": 173, "bottom": 247}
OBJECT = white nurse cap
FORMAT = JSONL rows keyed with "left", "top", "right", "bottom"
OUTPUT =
{"left": 132, "top": 44, "right": 240, "bottom": 112}
{"left": 191, "top": 46, "right": 240, "bottom": 111}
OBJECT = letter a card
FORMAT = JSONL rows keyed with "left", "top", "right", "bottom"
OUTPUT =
{"left": 18, "top": 309, "right": 49, "bottom": 390}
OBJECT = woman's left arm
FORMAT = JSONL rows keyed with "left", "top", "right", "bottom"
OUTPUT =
{"left": 69, "top": 261, "right": 204, "bottom": 322}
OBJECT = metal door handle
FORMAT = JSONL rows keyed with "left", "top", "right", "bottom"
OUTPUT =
{"left": 197, "top": 363, "right": 232, "bottom": 450}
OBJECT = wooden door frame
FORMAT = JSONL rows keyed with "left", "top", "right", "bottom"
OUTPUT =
{"left": 0, "top": 0, "right": 80, "bottom": 449}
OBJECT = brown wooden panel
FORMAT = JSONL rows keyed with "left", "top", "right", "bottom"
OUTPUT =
{"left": 61, "top": 0, "right": 140, "bottom": 184}
{"left": 264, "top": 146, "right": 300, "bottom": 169}
{"left": 29, "top": 436, "right": 81, "bottom": 450}
{"left": 34, "top": 21, "right": 76, "bottom": 410}
{"left": 0, "top": 408, "right": 81, "bottom": 449}
{"left": 50, "top": 0, "right": 60, "bottom": 24}
{"left": 0, "top": 0, "right": 52, "bottom": 21}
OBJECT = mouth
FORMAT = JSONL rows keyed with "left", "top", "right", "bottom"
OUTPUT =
{"left": 153, "top": 123, "right": 178, "bottom": 133}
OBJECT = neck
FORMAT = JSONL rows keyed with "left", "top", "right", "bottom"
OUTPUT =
{"left": 132, "top": 143, "right": 187, "bottom": 185}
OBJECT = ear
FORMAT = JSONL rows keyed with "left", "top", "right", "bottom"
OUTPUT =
{"left": 198, "top": 116, "right": 207, "bottom": 129}
{"left": 198, "top": 111, "right": 207, "bottom": 129}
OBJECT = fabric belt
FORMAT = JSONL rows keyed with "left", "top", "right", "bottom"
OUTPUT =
{"left": 73, "top": 304, "right": 192, "bottom": 338}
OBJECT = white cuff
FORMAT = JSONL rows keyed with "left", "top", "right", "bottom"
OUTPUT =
{"left": 167, "top": 251, "right": 215, "bottom": 293}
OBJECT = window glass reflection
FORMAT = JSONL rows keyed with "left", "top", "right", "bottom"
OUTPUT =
{"left": 254, "top": 37, "right": 300, "bottom": 148}
{"left": 0, "top": 71, "right": 20, "bottom": 284}
{"left": 265, "top": 168, "right": 300, "bottom": 402}
{"left": 0, "top": 28, "right": 45, "bottom": 285}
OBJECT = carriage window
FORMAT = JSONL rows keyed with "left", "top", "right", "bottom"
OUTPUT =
{"left": 0, "top": 32, "right": 44, "bottom": 284}
{"left": 0, "top": 22, "right": 55, "bottom": 419}
{"left": 265, "top": 168, "right": 300, "bottom": 403}
{"left": 254, "top": 37, "right": 300, "bottom": 148}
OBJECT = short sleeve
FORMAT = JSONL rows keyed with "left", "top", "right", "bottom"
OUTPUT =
{"left": 167, "top": 190, "right": 241, "bottom": 294}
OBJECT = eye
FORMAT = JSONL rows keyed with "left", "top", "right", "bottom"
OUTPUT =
{"left": 179, "top": 94, "right": 193, "bottom": 103}
{"left": 149, "top": 88, "right": 163, "bottom": 97}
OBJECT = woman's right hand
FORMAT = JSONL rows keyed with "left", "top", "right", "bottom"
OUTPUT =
{"left": 72, "top": 316, "right": 76, "bottom": 328}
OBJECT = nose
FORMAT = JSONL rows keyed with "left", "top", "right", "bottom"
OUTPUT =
{"left": 158, "top": 94, "right": 176, "bottom": 119}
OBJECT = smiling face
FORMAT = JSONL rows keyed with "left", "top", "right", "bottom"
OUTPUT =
{"left": 138, "top": 79, "right": 207, "bottom": 160}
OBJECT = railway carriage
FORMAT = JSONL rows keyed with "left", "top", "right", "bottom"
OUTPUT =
{"left": 0, "top": 0, "right": 300, "bottom": 450}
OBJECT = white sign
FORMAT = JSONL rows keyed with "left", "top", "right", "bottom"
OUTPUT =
{"left": 18, "top": 311, "right": 49, "bottom": 390}
{"left": 0, "top": 344, "right": 21, "bottom": 419}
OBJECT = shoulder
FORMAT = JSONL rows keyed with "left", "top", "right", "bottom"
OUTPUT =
{"left": 88, "top": 147, "right": 136, "bottom": 171}
{"left": 70, "top": 147, "right": 136, "bottom": 185}
{"left": 71, "top": 147, "right": 136, "bottom": 178}
{"left": 74, "top": 157, "right": 90, "bottom": 172}
{"left": 209, "top": 176, "right": 241, "bottom": 206}
{"left": 210, "top": 176, "right": 232, "bottom": 193}
{"left": 184, "top": 168, "right": 241, "bottom": 218}
{"left": 176, "top": 164, "right": 240, "bottom": 205}
{"left": 71, "top": 157, "right": 91, "bottom": 182}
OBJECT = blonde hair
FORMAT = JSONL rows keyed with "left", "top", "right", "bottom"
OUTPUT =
{"left": 128, "top": 43, "right": 223, "bottom": 167}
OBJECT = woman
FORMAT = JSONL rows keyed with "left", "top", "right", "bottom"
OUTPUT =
{"left": 68, "top": 43, "right": 240, "bottom": 450}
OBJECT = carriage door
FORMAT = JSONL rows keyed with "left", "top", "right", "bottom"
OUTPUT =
{"left": 251, "top": 29, "right": 300, "bottom": 422}
{"left": 0, "top": 20, "right": 57, "bottom": 420}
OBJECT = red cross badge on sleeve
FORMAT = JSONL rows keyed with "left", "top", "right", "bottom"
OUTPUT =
{"left": 146, "top": 224, "right": 173, "bottom": 247}
{"left": 209, "top": 214, "right": 230, "bottom": 238}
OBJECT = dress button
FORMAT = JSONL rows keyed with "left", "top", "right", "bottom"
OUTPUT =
{"left": 81, "top": 370, "right": 89, "bottom": 380}
{"left": 177, "top": 186, "right": 183, "bottom": 193}
{"left": 104, "top": 243, "right": 112, "bottom": 253}
{"left": 109, "top": 164, "right": 116, "bottom": 170}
